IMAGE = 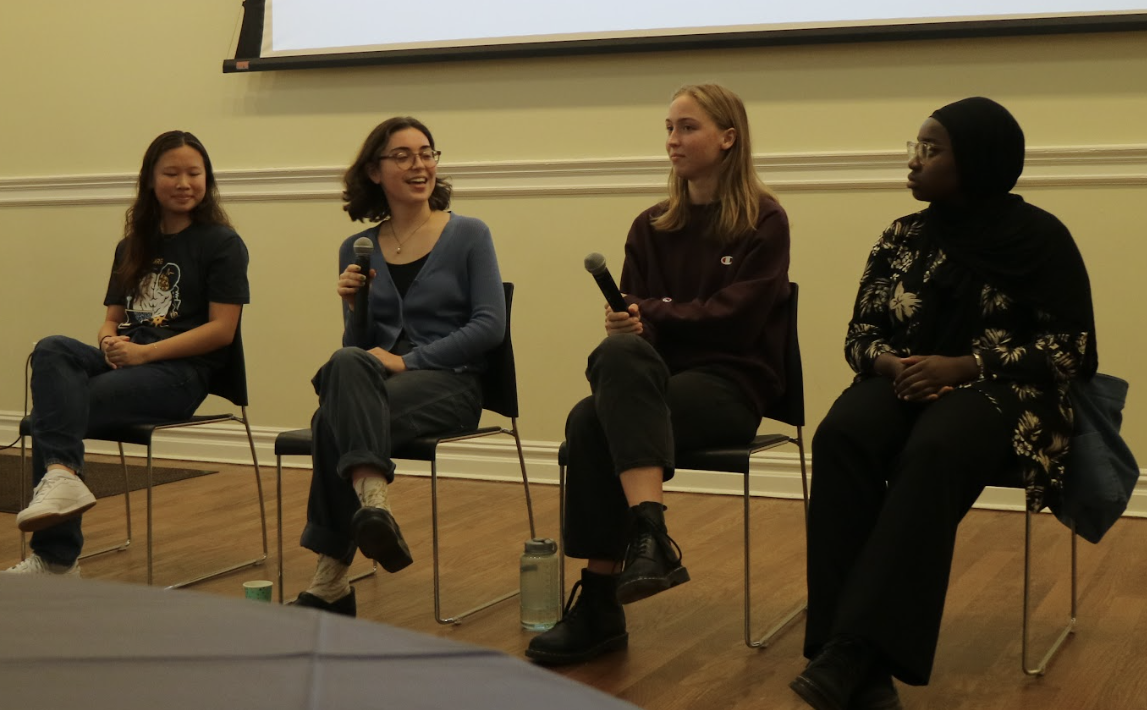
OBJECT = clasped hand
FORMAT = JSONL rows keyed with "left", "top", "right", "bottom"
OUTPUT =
{"left": 102, "top": 336, "right": 148, "bottom": 369}
{"left": 877, "top": 354, "right": 977, "bottom": 402}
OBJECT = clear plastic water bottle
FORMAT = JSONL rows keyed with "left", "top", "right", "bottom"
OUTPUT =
{"left": 520, "top": 537, "right": 560, "bottom": 631}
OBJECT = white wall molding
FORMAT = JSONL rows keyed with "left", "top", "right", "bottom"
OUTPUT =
{"left": 3, "top": 411, "right": 1144, "bottom": 521}
{"left": 2, "top": 145, "right": 1146, "bottom": 207}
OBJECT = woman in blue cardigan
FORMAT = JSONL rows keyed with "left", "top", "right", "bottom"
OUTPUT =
{"left": 290, "top": 117, "right": 506, "bottom": 617}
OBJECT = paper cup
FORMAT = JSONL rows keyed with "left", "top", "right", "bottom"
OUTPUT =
{"left": 243, "top": 580, "right": 273, "bottom": 602}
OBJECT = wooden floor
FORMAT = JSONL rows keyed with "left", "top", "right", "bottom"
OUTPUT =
{"left": 4, "top": 453, "right": 1147, "bottom": 710}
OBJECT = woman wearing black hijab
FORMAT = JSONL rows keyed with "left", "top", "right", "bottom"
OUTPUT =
{"left": 790, "top": 97, "right": 1096, "bottom": 710}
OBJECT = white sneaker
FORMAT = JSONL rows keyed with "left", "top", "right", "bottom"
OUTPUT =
{"left": 15, "top": 469, "right": 97, "bottom": 533}
{"left": 2, "top": 553, "right": 81, "bottom": 577}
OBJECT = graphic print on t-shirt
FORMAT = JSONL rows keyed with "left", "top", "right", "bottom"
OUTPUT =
{"left": 125, "top": 260, "right": 182, "bottom": 326}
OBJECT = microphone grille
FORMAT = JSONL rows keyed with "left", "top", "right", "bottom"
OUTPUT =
{"left": 353, "top": 236, "right": 373, "bottom": 256}
{"left": 584, "top": 252, "right": 607, "bottom": 275}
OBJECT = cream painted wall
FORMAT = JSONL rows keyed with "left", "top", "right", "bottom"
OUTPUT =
{"left": 1, "top": 1, "right": 1144, "bottom": 460}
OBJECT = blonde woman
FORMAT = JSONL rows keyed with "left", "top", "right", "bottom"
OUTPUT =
{"left": 527, "top": 85, "right": 791, "bottom": 664}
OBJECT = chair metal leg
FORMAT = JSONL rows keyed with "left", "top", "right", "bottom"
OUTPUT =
{"left": 1022, "top": 511, "right": 1076, "bottom": 675}
{"left": 432, "top": 454, "right": 519, "bottom": 625}
{"left": 241, "top": 409, "right": 269, "bottom": 564}
{"left": 349, "top": 564, "right": 379, "bottom": 583}
{"left": 426, "top": 424, "right": 535, "bottom": 624}
{"left": 78, "top": 446, "right": 133, "bottom": 560}
{"left": 558, "top": 462, "right": 566, "bottom": 609}
{"left": 277, "top": 454, "right": 284, "bottom": 604}
{"left": 19, "top": 436, "right": 27, "bottom": 561}
{"left": 510, "top": 419, "right": 537, "bottom": 538}
{"left": 743, "top": 460, "right": 807, "bottom": 648}
{"left": 158, "top": 413, "right": 268, "bottom": 589}
{"left": 744, "top": 430, "right": 810, "bottom": 649}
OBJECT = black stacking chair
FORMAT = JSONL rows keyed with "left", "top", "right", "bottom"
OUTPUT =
{"left": 275, "top": 282, "right": 536, "bottom": 624}
{"left": 558, "top": 282, "right": 808, "bottom": 649}
{"left": 18, "top": 324, "right": 268, "bottom": 588}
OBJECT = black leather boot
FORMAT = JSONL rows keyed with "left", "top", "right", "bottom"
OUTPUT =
{"left": 616, "top": 501, "right": 690, "bottom": 605}
{"left": 525, "top": 569, "right": 628, "bottom": 665}
{"left": 790, "top": 635, "right": 876, "bottom": 710}
{"left": 352, "top": 506, "right": 413, "bottom": 573}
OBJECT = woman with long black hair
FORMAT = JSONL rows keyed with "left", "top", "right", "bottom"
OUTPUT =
{"left": 6, "top": 131, "right": 249, "bottom": 576}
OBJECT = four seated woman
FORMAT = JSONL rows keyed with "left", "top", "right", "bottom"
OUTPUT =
{"left": 2, "top": 97, "right": 1109, "bottom": 708}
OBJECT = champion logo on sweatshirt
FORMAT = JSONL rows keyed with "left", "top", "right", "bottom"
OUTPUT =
{"left": 721, "top": 256, "right": 733, "bottom": 265}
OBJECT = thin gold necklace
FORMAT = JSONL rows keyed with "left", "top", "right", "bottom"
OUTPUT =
{"left": 388, "top": 213, "right": 433, "bottom": 254}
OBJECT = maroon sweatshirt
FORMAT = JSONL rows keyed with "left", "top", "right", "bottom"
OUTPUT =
{"left": 620, "top": 196, "right": 791, "bottom": 414}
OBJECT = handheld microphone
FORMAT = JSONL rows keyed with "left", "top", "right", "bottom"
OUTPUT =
{"left": 583, "top": 253, "right": 629, "bottom": 313}
{"left": 353, "top": 237, "right": 373, "bottom": 344}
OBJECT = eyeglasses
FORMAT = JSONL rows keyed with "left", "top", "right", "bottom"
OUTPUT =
{"left": 907, "top": 141, "right": 940, "bottom": 162}
{"left": 379, "top": 149, "right": 442, "bottom": 170}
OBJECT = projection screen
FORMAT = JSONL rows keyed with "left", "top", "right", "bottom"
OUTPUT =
{"left": 223, "top": 1, "right": 1147, "bottom": 72}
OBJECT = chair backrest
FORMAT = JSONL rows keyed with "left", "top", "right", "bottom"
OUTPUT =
{"left": 760, "top": 282, "right": 804, "bottom": 429}
{"left": 479, "top": 282, "right": 519, "bottom": 419}
{"left": 207, "top": 315, "right": 249, "bottom": 408}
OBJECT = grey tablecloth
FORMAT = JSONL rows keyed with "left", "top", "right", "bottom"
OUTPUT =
{"left": 0, "top": 575, "right": 636, "bottom": 710}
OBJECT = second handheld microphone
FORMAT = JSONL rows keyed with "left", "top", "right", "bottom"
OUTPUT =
{"left": 583, "top": 252, "right": 630, "bottom": 313}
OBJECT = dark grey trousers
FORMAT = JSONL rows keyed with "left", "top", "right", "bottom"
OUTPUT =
{"left": 562, "top": 334, "right": 760, "bottom": 561}
{"left": 301, "top": 347, "right": 481, "bottom": 564}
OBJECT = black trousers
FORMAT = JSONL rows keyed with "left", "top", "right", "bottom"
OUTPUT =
{"left": 805, "top": 376, "right": 1016, "bottom": 685}
{"left": 301, "top": 348, "right": 481, "bottom": 564}
{"left": 563, "top": 334, "right": 759, "bottom": 561}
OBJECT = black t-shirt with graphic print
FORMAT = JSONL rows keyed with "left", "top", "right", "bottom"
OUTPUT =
{"left": 104, "top": 223, "right": 250, "bottom": 372}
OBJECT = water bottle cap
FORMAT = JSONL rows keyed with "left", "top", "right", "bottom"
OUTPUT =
{"left": 524, "top": 537, "right": 557, "bottom": 554}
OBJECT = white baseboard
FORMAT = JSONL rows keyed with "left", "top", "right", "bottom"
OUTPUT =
{"left": 3, "top": 411, "right": 1144, "bottom": 518}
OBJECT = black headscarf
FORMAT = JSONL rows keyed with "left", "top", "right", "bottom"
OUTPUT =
{"left": 922, "top": 97, "right": 1097, "bottom": 377}
{"left": 932, "top": 97, "right": 1026, "bottom": 198}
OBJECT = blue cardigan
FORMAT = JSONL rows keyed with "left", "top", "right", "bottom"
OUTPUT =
{"left": 339, "top": 213, "right": 505, "bottom": 372}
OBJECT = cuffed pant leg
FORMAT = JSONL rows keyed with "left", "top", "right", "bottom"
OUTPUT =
{"left": 301, "top": 349, "right": 483, "bottom": 563}
{"left": 563, "top": 396, "right": 631, "bottom": 561}
{"left": 302, "top": 348, "right": 391, "bottom": 563}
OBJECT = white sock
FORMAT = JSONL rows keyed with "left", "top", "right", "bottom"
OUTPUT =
{"left": 45, "top": 465, "right": 77, "bottom": 477}
{"left": 305, "top": 555, "right": 351, "bottom": 603}
{"left": 354, "top": 475, "right": 391, "bottom": 511}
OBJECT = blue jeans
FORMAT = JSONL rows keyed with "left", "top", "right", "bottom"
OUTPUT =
{"left": 28, "top": 335, "right": 209, "bottom": 566}
{"left": 302, "top": 347, "right": 482, "bottom": 564}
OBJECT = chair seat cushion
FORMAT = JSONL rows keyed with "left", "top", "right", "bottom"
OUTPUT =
{"left": 274, "top": 429, "right": 313, "bottom": 457}
{"left": 273, "top": 426, "right": 506, "bottom": 461}
{"left": 394, "top": 426, "right": 503, "bottom": 462}
{"left": 558, "top": 433, "right": 792, "bottom": 474}
{"left": 20, "top": 415, "right": 237, "bottom": 447}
